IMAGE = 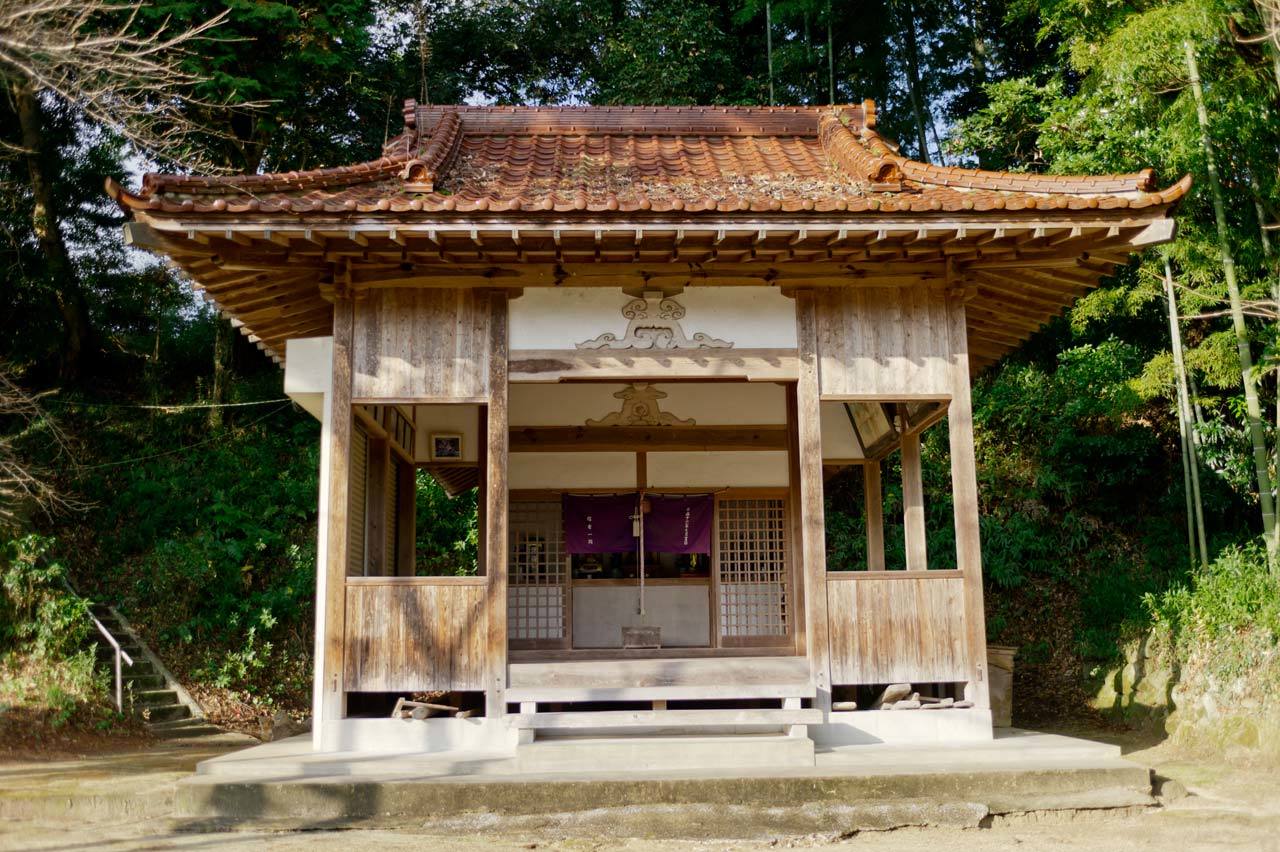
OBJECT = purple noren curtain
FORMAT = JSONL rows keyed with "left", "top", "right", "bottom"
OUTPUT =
{"left": 645, "top": 494, "right": 713, "bottom": 554}
{"left": 562, "top": 493, "right": 637, "bottom": 553}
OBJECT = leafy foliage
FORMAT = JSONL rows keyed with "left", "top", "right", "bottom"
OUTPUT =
{"left": 414, "top": 475, "right": 478, "bottom": 576}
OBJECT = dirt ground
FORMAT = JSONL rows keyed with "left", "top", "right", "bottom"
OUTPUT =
{"left": 2, "top": 728, "right": 1278, "bottom": 852}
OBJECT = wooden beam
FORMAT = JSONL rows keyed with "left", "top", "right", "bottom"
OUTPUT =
{"left": 484, "top": 291, "right": 510, "bottom": 718}
{"left": 946, "top": 289, "right": 991, "bottom": 709}
{"left": 509, "top": 348, "right": 799, "bottom": 383}
{"left": 864, "top": 462, "right": 885, "bottom": 571}
{"left": 900, "top": 430, "right": 928, "bottom": 571}
{"left": 509, "top": 425, "right": 788, "bottom": 453}
{"left": 794, "top": 290, "right": 832, "bottom": 712}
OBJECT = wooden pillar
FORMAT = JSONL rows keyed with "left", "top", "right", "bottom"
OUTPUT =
{"left": 900, "top": 432, "right": 928, "bottom": 571}
{"left": 316, "top": 297, "right": 353, "bottom": 737}
{"left": 794, "top": 291, "right": 832, "bottom": 712}
{"left": 785, "top": 388, "right": 807, "bottom": 657}
{"left": 946, "top": 288, "right": 991, "bottom": 708}
{"left": 484, "top": 292, "right": 510, "bottom": 718}
{"left": 396, "top": 459, "right": 416, "bottom": 577}
{"left": 863, "top": 462, "right": 885, "bottom": 571}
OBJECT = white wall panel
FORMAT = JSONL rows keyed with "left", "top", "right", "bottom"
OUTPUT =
{"left": 646, "top": 451, "right": 789, "bottom": 488}
{"left": 510, "top": 452, "right": 635, "bottom": 490}
{"left": 510, "top": 287, "right": 797, "bottom": 350}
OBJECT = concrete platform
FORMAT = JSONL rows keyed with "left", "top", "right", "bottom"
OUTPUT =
{"left": 176, "top": 729, "right": 1155, "bottom": 833}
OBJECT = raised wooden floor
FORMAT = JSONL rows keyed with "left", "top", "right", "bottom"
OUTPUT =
{"left": 506, "top": 656, "right": 813, "bottom": 703}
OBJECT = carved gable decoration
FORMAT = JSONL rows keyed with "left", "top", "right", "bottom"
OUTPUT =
{"left": 586, "top": 383, "right": 695, "bottom": 427}
{"left": 577, "top": 292, "right": 732, "bottom": 351}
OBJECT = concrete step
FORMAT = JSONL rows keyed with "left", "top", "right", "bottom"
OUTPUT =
{"left": 123, "top": 673, "right": 165, "bottom": 690}
{"left": 150, "top": 719, "right": 223, "bottom": 739}
{"left": 139, "top": 703, "right": 191, "bottom": 723}
{"left": 516, "top": 733, "right": 815, "bottom": 774}
{"left": 510, "top": 707, "right": 821, "bottom": 734}
{"left": 130, "top": 689, "right": 179, "bottom": 707}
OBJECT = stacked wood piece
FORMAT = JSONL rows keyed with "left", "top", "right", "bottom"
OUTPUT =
{"left": 391, "top": 697, "right": 474, "bottom": 720}
{"left": 872, "top": 684, "right": 974, "bottom": 711}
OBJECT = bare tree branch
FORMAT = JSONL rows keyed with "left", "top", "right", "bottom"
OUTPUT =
{"left": 0, "top": 0, "right": 263, "bottom": 172}
{"left": 0, "top": 368, "right": 82, "bottom": 529}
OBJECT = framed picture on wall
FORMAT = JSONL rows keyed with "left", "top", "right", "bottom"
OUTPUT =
{"left": 429, "top": 433, "right": 463, "bottom": 461}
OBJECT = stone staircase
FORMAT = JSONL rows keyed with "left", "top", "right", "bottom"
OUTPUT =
{"left": 89, "top": 603, "right": 222, "bottom": 739}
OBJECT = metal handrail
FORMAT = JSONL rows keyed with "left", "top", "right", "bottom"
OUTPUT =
{"left": 89, "top": 609, "right": 134, "bottom": 713}
{"left": 62, "top": 579, "right": 134, "bottom": 712}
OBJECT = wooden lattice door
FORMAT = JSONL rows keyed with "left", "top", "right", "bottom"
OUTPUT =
{"left": 508, "top": 500, "right": 569, "bottom": 649}
{"left": 715, "top": 496, "right": 792, "bottom": 647}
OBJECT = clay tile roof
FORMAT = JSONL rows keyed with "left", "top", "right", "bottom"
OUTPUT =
{"left": 109, "top": 100, "right": 1189, "bottom": 219}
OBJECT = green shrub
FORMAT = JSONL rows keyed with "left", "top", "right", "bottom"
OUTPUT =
{"left": 0, "top": 534, "right": 89, "bottom": 659}
{"left": 1146, "top": 541, "right": 1280, "bottom": 645}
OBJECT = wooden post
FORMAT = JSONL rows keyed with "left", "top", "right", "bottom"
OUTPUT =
{"left": 785, "top": 387, "right": 807, "bottom": 657}
{"left": 316, "top": 297, "right": 353, "bottom": 738}
{"left": 484, "top": 292, "right": 510, "bottom": 718}
{"left": 794, "top": 291, "right": 832, "bottom": 712}
{"left": 396, "top": 459, "right": 416, "bottom": 577}
{"left": 900, "top": 432, "right": 928, "bottom": 571}
{"left": 864, "top": 462, "right": 885, "bottom": 571}
{"left": 946, "top": 286, "right": 991, "bottom": 708}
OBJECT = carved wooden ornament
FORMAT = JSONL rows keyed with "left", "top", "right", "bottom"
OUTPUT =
{"left": 586, "top": 383, "right": 696, "bottom": 426}
{"left": 576, "top": 292, "right": 732, "bottom": 350}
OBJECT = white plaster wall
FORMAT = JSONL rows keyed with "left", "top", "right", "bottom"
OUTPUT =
{"left": 510, "top": 287, "right": 798, "bottom": 350}
{"left": 284, "top": 336, "right": 333, "bottom": 421}
{"left": 647, "top": 451, "right": 789, "bottom": 488}
{"left": 820, "top": 400, "right": 863, "bottom": 460}
{"left": 510, "top": 382, "right": 786, "bottom": 427}
{"left": 510, "top": 452, "right": 635, "bottom": 490}
{"left": 413, "top": 404, "right": 481, "bottom": 463}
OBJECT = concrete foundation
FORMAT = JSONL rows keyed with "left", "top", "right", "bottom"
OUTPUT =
{"left": 317, "top": 716, "right": 518, "bottom": 754}
{"left": 178, "top": 729, "right": 1154, "bottom": 834}
{"left": 813, "top": 708, "right": 994, "bottom": 746}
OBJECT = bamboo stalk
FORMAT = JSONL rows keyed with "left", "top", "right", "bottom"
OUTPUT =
{"left": 766, "top": 1, "right": 776, "bottom": 107}
{"left": 1184, "top": 40, "right": 1277, "bottom": 550}
{"left": 1165, "top": 258, "right": 1208, "bottom": 567}
{"left": 826, "top": 0, "right": 835, "bottom": 104}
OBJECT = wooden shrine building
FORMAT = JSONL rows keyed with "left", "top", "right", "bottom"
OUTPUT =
{"left": 110, "top": 102, "right": 1185, "bottom": 760}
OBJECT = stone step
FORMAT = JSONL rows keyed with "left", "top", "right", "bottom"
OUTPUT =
{"left": 509, "top": 707, "right": 822, "bottom": 733}
{"left": 139, "top": 703, "right": 191, "bottom": 724}
{"left": 516, "top": 733, "right": 815, "bottom": 774}
{"left": 150, "top": 719, "right": 223, "bottom": 739}
{"left": 130, "top": 689, "right": 179, "bottom": 707}
{"left": 153, "top": 716, "right": 224, "bottom": 736}
{"left": 123, "top": 673, "right": 165, "bottom": 690}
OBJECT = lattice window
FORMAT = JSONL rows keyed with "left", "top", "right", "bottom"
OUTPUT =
{"left": 347, "top": 423, "right": 369, "bottom": 576}
{"left": 717, "top": 497, "right": 789, "bottom": 639}
{"left": 508, "top": 501, "right": 568, "bottom": 643}
{"left": 385, "top": 456, "right": 401, "bottom": 575}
